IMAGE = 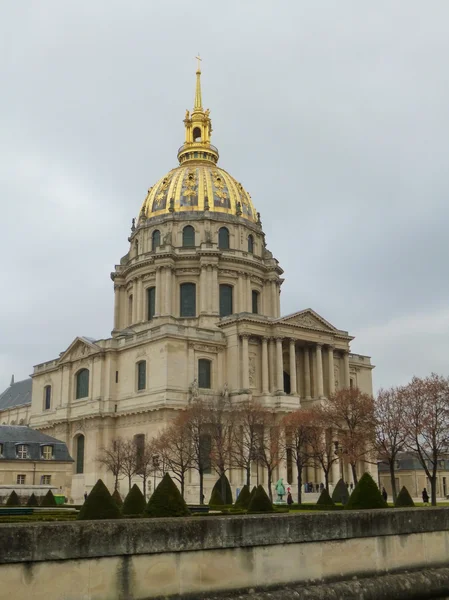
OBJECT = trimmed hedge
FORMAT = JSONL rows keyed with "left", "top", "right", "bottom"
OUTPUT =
{"left": 112, "top": 489, "right": 123, "bottom": 507}
{"left": 78, "top": 479, "right": 122, "bottom": 520}
{"left": 145, "top": 473, "right": 190, "bottom": 518}
{"left": 247, "top": 485, "right": 273, "bottom": 513}
{"left": 41, "top": 490, "right": 57, "bottom": 507}
{"left": 6, "top": 491, "right": 20, "bottom": 506}
{"left": 211, "top": 474, "right": 233, "bottom": 505}
{"left": 316, "top": 488, "right": 335, "bottom": 507}
{"left": 122, "top": 484, "right": 146, "bottom": 516}
{"left": 395, "top": 486, "right": 415, "bottom": 508}
{"left": 345, "top": 473, "right": 387, "bottom": 510}
{"left": 235, "top": 484, "right": 251, "bottom": 509}
{"left": 26, "top": 493, "right": 40, "bottom": 507}
{"left": 332, "top": 478, "right": 349, "bottom": 505}
{"left": 209, "top": 487, "right": 224, "bottom": 506}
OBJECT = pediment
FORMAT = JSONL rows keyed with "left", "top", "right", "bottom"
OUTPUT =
{"left": 59, "top": 337, "right": 100, "bottom": 364}
{"left": 278, "top": 309, "right": 338, "bottom": 332}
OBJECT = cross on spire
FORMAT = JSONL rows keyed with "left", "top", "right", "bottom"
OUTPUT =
{"left": 195, "top": 53, "right": 202, "bottom": 72}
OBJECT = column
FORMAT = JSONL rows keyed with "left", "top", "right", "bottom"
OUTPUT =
{"left": 241, "top": 335, "right": 249, "bottom": 390}
{"left": 276, "top": 338, "right": 284, "bottom": 393}
{"left": 246, "top": 275, "right": 252, "bottom": 312}
{"left": 237, "top": 273, "right": 244, "bottom": 313}
{"left": 289, "top": 339, "right": 297, "bottom": 395}
{"left": 165, "top": 267, "right": 172, "bottom": 316}
{"left": 269, "top": 338, "right": 276, "bottom": 393}
{"left": 131, "top": 279, "right": 137, "bottom": 323}
{"left": 207, "top": 265, "right": 213, "bottom": 312}
{"left": 316, "top": 344, "right": 324, "bottom": 399}
{"left": 343, "top": 351, "right": 350, "bottom": 388}
{"left": 113, "top": 286, "right": 120, "bottom": 330}
{"left": 136, "top": 279, "right": 143, "bottom": 322}
{"left": 328, "top": 346, "right": 335, "bottom": 396}
{"left": 271, "top": 281, "right": 277, "bottom": 317}
{"left": 119, "top": 286, "right": 126, "bottom": 328}
{"left": 200, "top": 266, "right": 207, "bottom": 313}
{"left": 261, "top": 337, "right": 269, "bottom": 394}
{"left": 155, "top": 267, "right": 161, "bottom": 316}
{"left": 212, "top": 266, "right": 218, "bottom": 314}
{"left": 303, "top": 346, "right": 311, "bottom": 399}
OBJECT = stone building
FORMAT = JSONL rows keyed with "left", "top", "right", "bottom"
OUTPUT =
{"left": 0, "top": 65, "right": 375, "bottom": 503}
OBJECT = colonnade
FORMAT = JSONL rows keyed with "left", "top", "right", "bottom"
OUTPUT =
{"left": 240, "top": 335, "right": 351, "bottom": 397}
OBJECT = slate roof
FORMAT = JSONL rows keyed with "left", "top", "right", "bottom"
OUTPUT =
{"left": 0, "top": 378, "right": 32, "bottom": 411}
{"left": 378, "top": 451, "right": 449, "bottom": 472}
{"left": 0, "top": 426, "right": 73, "bottom": 462}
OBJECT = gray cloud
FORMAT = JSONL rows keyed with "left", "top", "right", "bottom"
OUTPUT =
{"left": 1, "top": 0, "right": 449, "bottom": 392}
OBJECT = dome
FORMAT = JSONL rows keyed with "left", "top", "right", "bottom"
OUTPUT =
{"left": 138, "top": 61, "right": 258, "bottom": 224}
{"left": 140, "top": 163, "right": 257, "bottom": 223}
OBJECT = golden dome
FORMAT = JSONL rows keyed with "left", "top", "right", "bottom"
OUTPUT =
{"left": 139, "top": 60, "right": 257, "bottom": 224}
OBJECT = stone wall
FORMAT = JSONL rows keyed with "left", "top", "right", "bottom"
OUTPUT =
{"left": 2, "top": 509, "right": 449, "bottom": 599}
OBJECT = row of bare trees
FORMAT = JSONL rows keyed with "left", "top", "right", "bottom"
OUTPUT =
{"left": 97, "top": 373, "right": 449, "bottom": 506}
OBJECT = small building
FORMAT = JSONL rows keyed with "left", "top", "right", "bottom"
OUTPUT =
{"left": 0, "top": 425, "right": 73, "bottom": 503}
{"left": 378, "top": 452, "right": 449, "bottom": 499}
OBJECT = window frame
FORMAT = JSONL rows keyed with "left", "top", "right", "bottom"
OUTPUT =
{"left": 219, "top": 284, "right": 233, "bottom": 317}
{"left": 218, "top": 227, "right": 230, "bottom": 250}
{"left": 147, "top": 286, "right": 156, "bottom": 320}
{"left": 137, "top": 360, "right": 147, "bottom": 391}
{"left": 152, "top": 229, "right": 161, "bottom": 250}
{"left": 248, "top": 234, "right": 254, "bottom": 254}
{"left": 180, "top": 282, "right": 196, "bottom": 317}
{"left": 41, "top": 474, "right": 51, "bottom": 485}
{"left": 44, "top": 385, "right": 51, "bottom": 410}
{"left": 182, "top": 225, "right": 195, "bottom": 248}
{"left": 42, "top": 445, "right": 53, "bottom": 460}
{"left": 198, "top": 358, "right": 212, "bottom": 389}
{"left": 16, "top": 444, "right": 28, "bottom": 459}
{"left": 252, "top": 290, "right": 259, "bottom": 314}
{"left": 75, "top": 368, "right": 89, "bottom": 400}
{"left": 75, "top": 434, "right": 85, "bottom": 474}
{"left": 16, "top": 474, "right": 26, "bottom": 485}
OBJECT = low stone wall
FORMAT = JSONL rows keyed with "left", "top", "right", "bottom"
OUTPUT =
{"left": 1, "top": 509, "right": 449, "bottom": 599}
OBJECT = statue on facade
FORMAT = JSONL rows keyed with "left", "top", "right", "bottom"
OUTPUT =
{"left": 275, "top": 478, "right": 286, "bottom": 502}
{"left": 222, "top": 382, "right": 229, "bottom": 399}
{"left": 191, "top": 378, "right": 199, "bottom": 401}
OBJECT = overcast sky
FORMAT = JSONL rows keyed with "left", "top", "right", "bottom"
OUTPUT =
{"left": 1, "top": 1, "right": 448, "bottom": 393}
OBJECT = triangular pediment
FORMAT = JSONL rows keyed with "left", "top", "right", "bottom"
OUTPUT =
{"left": 277, "top": 309, "right": 338, "bottom": 332}
{"left": 59, "top": 337, "right": 101, "bottom": 364}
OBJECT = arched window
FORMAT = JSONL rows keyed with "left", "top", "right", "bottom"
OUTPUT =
{"left": 252, "top": 290, "right": 259, "bottom": 314}
{"left": 182, "top": 225, "right": 195, "bottom": 247}
{"left": 152, "top": 229, "right": 161, "bottom": 250}
{"left": 193, "top": 126, "right": 202, "bottom": 142}
{"left": 44, "top": 385, "right": 51, "bottom": 410}
{"left": 76, "top": 369, "right": 89, "bottom": 399}
{"left": 180, "top": 283, "right": 196, "bottom": 317}
{"left": 218, "top": 227, "right": 230, "bottom": 249}
{"left": 75, "top": 434, "right": 85, "bottom": 474}
{"left": 198, "top": 358, "right": 211, "bottom": 389}
{"left": 199, "top": 433, "right": 212, "bottom": 473}
{"left": 137, "top": 360, "right": 147, "bottom": 391}
{"left": 219, "top": 284, "right": 233, "bottom": 317}
{"left": 147, "top": 287, "right": 156, "bottom": 320}
{"left": 248, "top": 234, "right": 254, "bottom": 254}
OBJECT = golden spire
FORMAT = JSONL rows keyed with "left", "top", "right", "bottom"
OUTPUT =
{"left": 194, "top": 54, "right": 202, "bottom": 110}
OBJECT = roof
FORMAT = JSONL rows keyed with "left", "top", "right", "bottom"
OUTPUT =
{"left": 0, "top": 426, "right": 73, "bottom": 462}
{"left": 378, "top": 451, "right": 449, "bottom": 472}
{"left": 0, "top": 378, "right": 32, "bottom": 411}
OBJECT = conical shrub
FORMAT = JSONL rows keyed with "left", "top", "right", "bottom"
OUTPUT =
{"left": 145, "top": 473, "right": 190, "bottom": 518}
{"left": 394, "top": 486, "right": 415, "bottom": 508}
{"left": 112, "top": 489, "right": 123, "bottom": 507}
{"left": 78, "top": 479, "right": 121, "bottom": 520}
{"left": 122, "top": 484, "right": 146, "bottom": 516}
{"left": 41, "top": 489, "right": 57, "bottom": 507}
{"left": 316, "top": 488, "right": 335, "bottom": 507}
{"left": 248, "top": 485, "right": 273, "bottom": 513}
{"left": 249, "top": 486, "right": 257, "bottom": 503}
{"left": 211, "top": 474, "right": 233, "bottom": 504}
{"left": 26, "top": 493, "right": 39, "bottom": 507}
{"left": 6, "top": 490, "right": 20, "bottom": 506}
{"left": 332, "top": 478, "right": 349, "bottom": 505}
{"left": 235, "top": 484, "right": 251, "bottom": 508}
{"left": 345, "top": 473, "right": 387, "bottom": 510}
{"left": 209, "top": 487, "right": 224, "bottom": 506}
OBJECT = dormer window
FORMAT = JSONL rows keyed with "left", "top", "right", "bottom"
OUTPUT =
{"left": 0, "top": 443, "right": 3, "bottom": 456}
{"left": 42, "top": 445, "right": 53, "bottom": 460}
{"left": 17, "top": 444, "right": 28, "bottom": 459}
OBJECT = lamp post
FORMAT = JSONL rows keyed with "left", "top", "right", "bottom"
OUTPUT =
{"left": 152, "top": 454, "right": 160, "bottom": 491}
{"left": 334, "top": 440, "right": 344, "bottom": 481}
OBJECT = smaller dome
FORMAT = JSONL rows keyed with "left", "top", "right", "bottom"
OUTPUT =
{"left": 140, "top": 164, "right": 257, "bottom": 222}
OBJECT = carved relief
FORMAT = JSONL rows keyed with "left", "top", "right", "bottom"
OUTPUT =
{"left": 249, "top": 355, "right": 256, "bottom": 388}
{"left": 334, "top": 363, "right": 340, "bottom": 390}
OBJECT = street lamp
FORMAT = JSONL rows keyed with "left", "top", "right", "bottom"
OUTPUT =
{"left": 334, "top": 440, "right": 344, "bottom": 480}
{"left": 152, "top": 454, "right": 160, "bottom": 491}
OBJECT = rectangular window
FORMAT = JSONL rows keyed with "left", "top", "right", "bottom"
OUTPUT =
{"left": 198, "top": 359, "right": 211, "bottom": 389}
{"left": 17, "top": 445, "right": 28, "bottom": 459}
{"left": 44, "top": 385, "right": 51, "bottom": 410}
{"left": 41, "top": 475, "right": 51, "bottom": 485}
{"left": 147, "top": 287, "right": 156, "bottom": 320}
{"left": 219, "top": 284, "right": 233, "bottom": 317}
{"left": 252, "top": 290, "right": 259, "bottom": 314}
{"left": 180, "top": 283, "right": 196, "bottom": 317}
{"left": 16, "top": 474, "right": 26, "bottom": 485}
{"left": 137, "top": 361, "right": 146, "bottom": 390}
{"left": 42, "top": 446, "right": 53, "bottom": 460}
{"left": 115, "top": 371, "right": 119, "bottom": 383}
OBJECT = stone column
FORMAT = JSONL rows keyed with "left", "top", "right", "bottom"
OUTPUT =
{"left": 136, "top": 279, "right": 143, "bottom": 322}
{"left": 155, "top": 267, "right": 161, "bottom": 316}
{"left": 328, "top": 346, "right": 335, "bottom": 396}
{"left": 246, "top": 275, "right": 252, "bottom": 312}
{"left": 343, "top": 351, "right": 350, "bottom": 388}
{"left": 303, "top": 346, "right": 311, "bottom": 399}
{"left": 207, "top": 265, "right": 213, "bottom": 312}
{"left": 113, "top": 285, "right": 120, "bottom": 330}
{"left": 261, "top": 337, "right": 269, "bottom": 394}
{"left": 165, "top": 267, "right": 172, "bottom": 316}
{"left": 131, "top": 279, "right": 137, "bottom": 324}
{"left": 200, "top": 266, "right": 207, "bottom": 313}
{"left": 241, "top": 335, "right": 250, "bottom": 390}
{"left": 316, "top": 344, "right": 324, "bottom": 399}
{"left": 269, "top": 338, "right": 276, "bottom": 393}
{"left": 276, "top": 338, "right": 284, "bottom": 393}
{"left": 211, "top": 266, "right": 218, "bottom": 314}
{"left": 289, "top": 339, "right": 297, "bottom": 395}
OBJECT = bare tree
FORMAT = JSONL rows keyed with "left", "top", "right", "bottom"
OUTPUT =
{"left": 256, "top": 411, "right": 285, "bottom": 501}
{"left": 97, "top": 438, "right": 125, "bottom": 491}
{"left": 135, "top": 435, "right": 157, "bottom": 500}
{"left": 232, "top": 399, "right": 265, "bottom": 487}
{"left": 307, "top": 420, "right": 340, "bottom": 491}
{"left": 282, "top": 409, "right": 314, "bottom": 504}
{"left": 403, "top": 374, "right": 449, "bottom": 506}
{"left": 157, "top": 412, "right": 194, "bottom": 498}
{"left": 374, "top": 386, "right": 407, "bottom": 502}
{"left": 319, "top": 387, "right": 376, "bottom": 484}
{"left": 186, "top": 397, "right": 210, "bottom": 504}
{"left": 121, "top": 439, "right": 138, "bottom": 492}
{"left": 208, "top": 393, "right": 235, "bottom": 501}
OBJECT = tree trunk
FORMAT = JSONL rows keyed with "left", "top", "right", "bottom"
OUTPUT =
{"left": 246, "top": 465, "right": 251, "bottom": 487}
{"left": 296, "top": 462, "right": 302, "bottom": 505}
{"left": 431, "top": 475, "right": 437, "bottom": 506}
{"left": 350, "top": 462, "right": 358, "bottom": 485}
{"left": 324, "top": 469, "right": 329, "bottom": 492}
{"left": 128, "top": 475, "right": 132, "bottom": 491}
{"left": 220, "top": 470, "right": 227, "bottom": 504}
{"left": 389, "top": 461, "right": 397, "bottom": 503}
{"left": 142, "top": 475, "right": 146, "bottom": 500}
{"left": 180, "top": 473, "right": 185, "bottom": 499}
{"left": 199, "top": 469, "right": 204, "bottom": 505}
{"left": 114, "top": 472, "right": 119, "bottom": 491}
{"left": 267, "top": 469, "right": 273, "bottom": 502}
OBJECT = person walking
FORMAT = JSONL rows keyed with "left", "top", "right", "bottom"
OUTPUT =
{"left": 422, "top": 488, "right": 429, "bottom": 505}
{"left": 287, "top": 491, "right": 293, "bottom": 506}
{"left": 382, "top": 487, "right": 388, "bottom": 503}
